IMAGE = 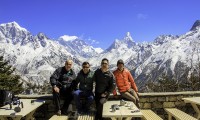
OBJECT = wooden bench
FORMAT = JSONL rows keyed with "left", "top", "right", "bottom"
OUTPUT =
{"left": 49, "top": 115, "right": 68, "bottom": 120}
{"left": 164, "top": 108, "right": 197, "bottom": 120}
{"left": 140, "top": 109, "right": 163, "bottom": 120}
{"left": 77, "top": 113, "right": 95, "bottom": 120}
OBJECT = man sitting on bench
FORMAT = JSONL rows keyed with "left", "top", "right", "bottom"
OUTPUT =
{"left": 50, "top": 60, "right": 76, "bottom": 115}
{"left": 73, "top": 62, "right": 94, "bottom": 114}
{"left": 113, "top": 59, "right": 140, "bottom": 108}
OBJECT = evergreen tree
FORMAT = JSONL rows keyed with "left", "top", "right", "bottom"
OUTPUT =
{"left": 146, "top": 74, "right": 179, "bottom": 92}
{"left": 0, "top": 56, "right": 23, "bottom": 94}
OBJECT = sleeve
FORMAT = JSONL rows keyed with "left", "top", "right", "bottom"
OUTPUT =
{"left": 69, "top": 70, "right": 77, "bottom": 90}
{"left": 92, "top": 70, "right": 97, "bottom": 83}
{"left": 71, "top": 70, "right": 77, "bottom": 81}
{"left": 74, "top": 72, "right": 81, "bottom": 88}
{"left": 112, "top": 71, "right": 117, "bottom": 95}
{"left": 128, "top": 71, "right": 138, "bottom": 92}
{"left": 50, "top": 68, "right": 60, "bottom": 86}
{"left": 107, "top": 72, "right": 116, "bottom": 95}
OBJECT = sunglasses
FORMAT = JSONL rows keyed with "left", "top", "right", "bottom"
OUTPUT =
{"left": 83, "top": 66, "right": 89, "bottom": 68}
{"left": 101, "top": 62, "right": 108, "bottom": 65}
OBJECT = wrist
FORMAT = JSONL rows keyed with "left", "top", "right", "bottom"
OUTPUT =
{"left": 53, "top": 85, "right": 57, "bottom": 88}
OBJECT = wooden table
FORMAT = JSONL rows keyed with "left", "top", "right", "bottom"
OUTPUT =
{"left": 0, "top": 99, "right": 45, "bottom": 120}
{"left": 102, "top": 101, "right": 143, "bottom": 120}
{"left": 182, "top": 97, "right": 200, "bottom": 119}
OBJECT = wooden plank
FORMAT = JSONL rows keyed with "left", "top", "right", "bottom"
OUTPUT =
{"left": 0, "top": 99, "right": 45, "bottom": 118}
{"left": 49, "top": 115, "right": 68, "bottom": 120}
{"left": 77, "top": 113, "right": 95, "bottom": 120}
{"left": 140, "top": 110, "right": 163, "bottom": 120}
{"left": 182, "top": 97, "right": 200, "bottom": 105}
{"left": 164, "top": 108, "right": 197, "bottom": 120}
{"left": 102, "top": 101, "right": 121, "bottom": 118}
{"left": 120, "top": 101, "right": 143, "bottom": 118}
{"left": 182, "top": 97, "right": 200, "bottom": 119}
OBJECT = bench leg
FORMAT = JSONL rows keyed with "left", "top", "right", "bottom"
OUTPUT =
{"left": 191, "top": 103, "right": 200, "bottom": 119}
{"left": 141, "top": 117, "right": 145, "bottom": 120}
{"left": 124, "top": 117, "right": 132, "bottom": 120}
{"left": 110, "top": 117, "right": 117, "bottom": 120}
{"left": 110, "top": 117, "right": 122, "bottom": 120}
{"left": 11, "top": 118, "right": 22, "bottom": 120}
{"left": 25, "top": 109, "right": 36, "bottom": 120}
{"left": 168, "top": 114, "right": 172, "bottom": 120}
{"left": 0, "top": 117, "right": 9, "bottom": 120}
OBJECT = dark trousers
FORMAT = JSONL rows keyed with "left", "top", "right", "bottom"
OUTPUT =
{"left": 73, "top": 90, "right": 94, "bottom": 113}
{"left": 53, "top": 87, "right": 73, "bottom": 114}
{"left": 95, "top": 93, "right": 104, "bottom": 120}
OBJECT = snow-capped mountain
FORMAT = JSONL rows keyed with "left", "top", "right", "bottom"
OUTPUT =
{"left": 88, "top": 32, "right": 151, "bottom": 70}
{"left": 57, "top": 35, "right": 103, "bottom": 59}
{"left": 134, "top": 22, "right": 200, "bottom": 90}
{"left": 0, "top": 20, "right": 200, "bottom": 92}
{"left": 0, "top": 22, "right": 82, "bottom": 85}
{"left": 190, "top": 20, "right": 200, "bottom": 31}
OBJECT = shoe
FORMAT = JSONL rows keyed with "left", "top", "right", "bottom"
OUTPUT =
{"left": 136, "top": 103, "right": 140, "bottom": 109}
{"left": 57, "top": 110, "right": 61, "bottom": 116}
{"left": 62, "top": 111, "right": 68, "bottom": 115}
{"left": 61, "top": 108, "right": 68, "bottom": 115}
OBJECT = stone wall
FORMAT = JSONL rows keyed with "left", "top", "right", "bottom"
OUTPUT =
{"left": 138, "top": 91, "right": 200, "bottom": 119}
{"left": 17, "top": 91, "right": 200, "bottom": 120}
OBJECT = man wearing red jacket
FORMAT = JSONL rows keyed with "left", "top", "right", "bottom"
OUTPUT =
{"left": 113, "top": 59, "right": 140, "bottom": 108}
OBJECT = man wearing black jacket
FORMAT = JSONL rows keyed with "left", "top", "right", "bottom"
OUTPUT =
{"left": 50, "top": 60, "right": 76, "bottom": 115}
{"left": 93, "top": 58, "right": 116, "bottom": 120}
{"left": 73, "top": 62, "right": 94, "bottom": 113}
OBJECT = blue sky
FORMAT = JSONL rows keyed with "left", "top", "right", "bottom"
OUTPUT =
{"left": 0, "top": 0, "right": 200, "bottom": 49}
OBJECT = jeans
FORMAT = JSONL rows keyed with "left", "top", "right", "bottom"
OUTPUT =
{"left": 73, "top": 90, "right": 94, "bottom": 113}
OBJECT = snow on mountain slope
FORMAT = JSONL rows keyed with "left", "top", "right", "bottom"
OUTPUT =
{"left": 1, "top": 20, "right": 200, "bottom": 91}
{"left": 0, "top": 22, "right": 81, "bottom": 85}
{"left": 134, "top": 24, "right": 200, "bottom": 90}
{"left": 57, "top": 35, "right": 103, "bottom": 58}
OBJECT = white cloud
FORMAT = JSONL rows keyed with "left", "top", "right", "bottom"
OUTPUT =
{"left": 137, "top": 13, "right": 148, "bottom": 20}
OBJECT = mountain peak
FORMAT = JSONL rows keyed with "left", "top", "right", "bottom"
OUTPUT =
{"left": 59, "top": 35, "right": 78, "bottom": 42}
{"left": 190, "top": 20, "right": 200, "bottom": 31}
{"left": 105, "top": 32, "right": 135, "bottom": 51}
{"left": 124, "top": 32, "right": 134, "bottom": 42}
{"left": 0, "top": 21, "right": 27, "bottom": 31}
{"left": 126, "top": 32, "right": 131, "bottom": 37}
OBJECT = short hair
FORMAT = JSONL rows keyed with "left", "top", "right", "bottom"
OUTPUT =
{"left": 82, "top": 61, "right": 90, "bottom": 66}
{"left": 65, "top": 60, "right": 73, "bottom": 65}
{"left": 101, "top": 58, "right": 109, "bottom": 64}
{"left": 117, "top": 59, "right": 124, "bottom": 65}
